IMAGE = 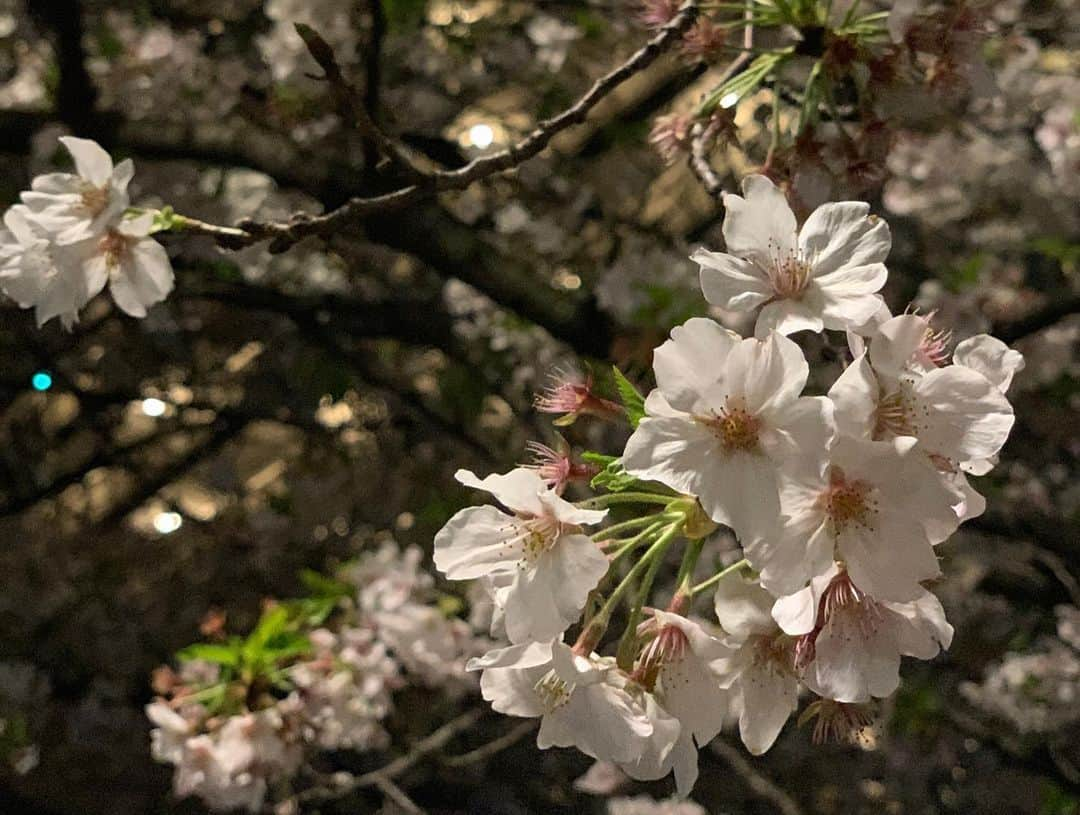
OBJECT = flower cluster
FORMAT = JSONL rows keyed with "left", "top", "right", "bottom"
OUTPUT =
{"left": 0, "top": 137, "right": 174, "bottom": 328}
{"left": 147, "top": 542, "right": 486, "bottom": 812}
{"left": 435, "top": 174, "right": 1021, "bottom": 796}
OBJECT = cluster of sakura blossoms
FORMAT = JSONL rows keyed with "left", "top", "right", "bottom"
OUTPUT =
{"left": 146, "top": 542, "right": 485, "bottom": 812}
{"left": 436, "top": 174, "right": 1022, "bottom": 796}
{"left": 0, "top": 136, "right": 174, "bottom": 329}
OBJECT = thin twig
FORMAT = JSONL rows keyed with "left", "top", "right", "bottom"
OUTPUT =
{"left": 710, "top": 738, "right": 804, "bottom": 815}
{"left": 441, "top": 719, "right": 539, "bottom": 767}
{"left": 299, "top": 708, "right": 485, "bottom": 803}
{"left": 687, "top": 0, "right": 753, "bottom": 200}
{"left": 373, "top": 776, "right": 426, "bottom": 815}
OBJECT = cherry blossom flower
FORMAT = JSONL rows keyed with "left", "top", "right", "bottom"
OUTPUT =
{"left": 829, "top": 313, "right": 1016, "bottom": 474}
{"left": 434, "top": 468, "right": 608, "bottom": 643}
{"left": 773, "top": 565, "right": 953, "bottom": 703}
{"left": 20, "top": 136, "right": 133, "bottom": 244}
{"left": 0, "top": 205, "right": 86, "bottom": 328}
{"left": 469, "top": 640, "right": 677, "bottom": 766}
{"left": 629, "top": 611, "right": 732, "bottom": 795}
{"left": 952, "top": 333, "right": 1026, "bottom": 396}
{"left": 63, "top": 211, "right": 175, "bottom": 318}
{"left": 746, "top": 436, "right": 957, "bottom": 603}
{"left": 711, "top": 576, "right": 799, "bottom": 755}
{"left": 693, "top": 174, "right": 891, "bottom": 337}
{"left": 623, "top": 319, "right": 834, "bottom": 545}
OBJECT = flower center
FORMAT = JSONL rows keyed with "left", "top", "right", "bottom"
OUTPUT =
{"left": 768, "top": 242, "right": 813, "bottom": 299}
{"left": 511, "top": 516, "right": 562, "bottom": 564}
{"left": 632, "top": 623, "right": 689, "bottom": 691}
{"left": 532, "top": 669, "right": 574, "bottom": 712}
{"left": 873, "top": 388, "right": 917, "bottom": 439}
{"left": 80, "top": 184, "right": 109, "bottom": 218}
{"left": 751, "top": 633, "right": 794, "bottom": 676}
{"left": 98, "top": 229, "right": 130, "bottom": 270}
{"left": 701, "top": 401, "right": 762, "bottom": 452}
{"left": 819, "top": 570, "right": 885, "bottom": 640}
{"left": 822, "top": 467, "right": 877, "bottom": 533}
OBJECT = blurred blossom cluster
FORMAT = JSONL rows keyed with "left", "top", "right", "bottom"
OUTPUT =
{"left": 147, "top": 541, "right": 487, "bottom": 812}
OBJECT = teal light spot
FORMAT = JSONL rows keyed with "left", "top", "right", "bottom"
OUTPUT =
{"left": 31, "top": 371, "right": 53, "bottom": 391}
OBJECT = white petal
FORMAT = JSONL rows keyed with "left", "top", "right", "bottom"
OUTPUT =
{"left": 910, "top": 367, "right": 1015, "bottom": 462}
{"left": 713, "top": 575, "right": 776, "bottom": 639}
{"left": 468, "top": 640, "right": 555, "bottom": 671}
{"left": 952, "top": 334, "right": 1025, "bottom": 393}
{"left": 725, "top": 333, "right": 809, "bottom": 417}
{"left": 119, "top": 211, "right": 155, "bottom": 238}
{"left": 693, "top": 248, "right": 772, "bottom": 310}
{"left": 479, "top": 662, "right": 551, "bottom": 718}
{"left": 759, "top": 395, "right": 835, "bottom": 464}
{"left": 738, "top": 667, "right": 797, "bottom": 754}
{"left": 622, "top": 416, "right": 720, "bottom": 505}
{"left": 653, "top": 317, "right": 740, "bottom": 414}
{"left": 838, "top": 512, "right": 940, "bottom": 604}
{"left": 433, "top": 505, "right": 524, "bottom": 580}
{"left": 827, "top": 354, "right": 878, "bottom": 439}
{"left": 888, "top": 590, "right": 953, "bottom": 657}
{"left": 59, "top": 136, "right": 114, "bottom": 186}
{"left": 455, "top": 467, "right": 547, "bottom": 517}
{"left": 721, "top": 174, "right": 797, "bottom": 267}
{"left": 798, "top": 202, "right": 891, "bottom": 276}
{"left": 808, "top": 615, "right": 901, "bottom": 702}
{"left": 754, "top": 293, "right": 826, "bottom": 338}
{"left": 503, "top": 534, "right": 609, "bottom": 644}
{"left": 111, "top": 158, "right": 135, "bottom": 194}
{"left": 868, "top": 314, "right": 930, "bottom": 380}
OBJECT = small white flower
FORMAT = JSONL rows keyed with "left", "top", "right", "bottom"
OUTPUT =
{"left": 747, "top": 436, "right": 957, "bottom": 602}
{"left": 469, "top": 640, "right": 676, "bottom": 766}
{"left": 711, "top": 576, "right": 799, "bottom": 755}
{"left": 0, "top": 205, "right": 86, "bottom": 328}
{"left": 628, "top": 611, "right": 732, "bottom": 795}
{"left": 952, "top": 333, "right": 1026, "bottom": 395}
{"left": 64, "top": 211, "right": 175, "bottom": 318}
{"left": 829, "top": 313, "right": 1015, "bottom": 472}
{"left": 434, "top": 468, "right": 608, "bottom": 643}
{"left": 623, "top": 319, "right": 834, "bottom": 546}
{"left": 21, "top": 136, "right": 133, "bottom": 243}
{"left": 772, "top": 565, "right": 952, "bottom": 703}
{"left": 693, "top": 174, "right": 891, "bottom": 337}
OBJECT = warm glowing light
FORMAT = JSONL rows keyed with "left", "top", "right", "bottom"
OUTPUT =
{"left": 719, "top": 92, "right": 740, "bottom": 109}
{"left": 141, "top": 398, "right": 167, "bottom": 417}
{"left": 31, "top": 371, "right": 53, "bottom": 391}
{"left": 469, "top": 123, "right": 495, "bottom": 149}
{"left": 153, "top": 511, "right": 183, "bottom": 534}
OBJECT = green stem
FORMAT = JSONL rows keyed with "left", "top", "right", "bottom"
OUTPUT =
{"left": 592, "top": 513, "right": 677, "bottom": 541}
{"left": 578, "top": 492, "right": 676, "bottom": 509}
{"left": 690, "top": 558, "right": 751, "bottom": 597}
{"left": 605, "top": 519, "right": 674, "bottom": 563}
{"left": 674, "top": 537, "right": 706, "bottom": 594}
{"left": 576, "top": 521, "right": 684, "bottom": 653}
{"left": 616, "top": 526, "right": 679, "bottom": 670}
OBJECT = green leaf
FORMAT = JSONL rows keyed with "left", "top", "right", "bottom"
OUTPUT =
{"left": 580, "top": 451, "right": 618, "bottom": 466}
{"left": 176, "top": 642, "right": 241, "bottom": 667}
{"left": 299, "top": 569, "right": 352, "bottom": 600}
{"left": 590, "top": 459, "right": 642, "bottom": 493}
{"left": 612, "top": 367, "right": 646, "bottom": 429}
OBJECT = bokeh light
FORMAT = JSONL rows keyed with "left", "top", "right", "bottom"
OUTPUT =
{"left": 31, "top": 371, "right": 53, "bottom": 391}
{"left": 153, "top": 511, "right": 183, "bottom": 534}
{"left": 468, "top": 123, "right": 495, "bottom": 149}
{"left": 141, "top": 398, "right": 167, "bottom": 417}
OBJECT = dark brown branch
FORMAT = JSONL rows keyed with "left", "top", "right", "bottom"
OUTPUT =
{"left": 298, "top": 708, "right": 485, "bottom": 804}
{"left": 293, "top": 23, "right": 427, "bottom": 183}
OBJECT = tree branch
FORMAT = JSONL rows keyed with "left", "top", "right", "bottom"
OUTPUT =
{"left": 174, "top": 1, "right": 700, "bottom": 251}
